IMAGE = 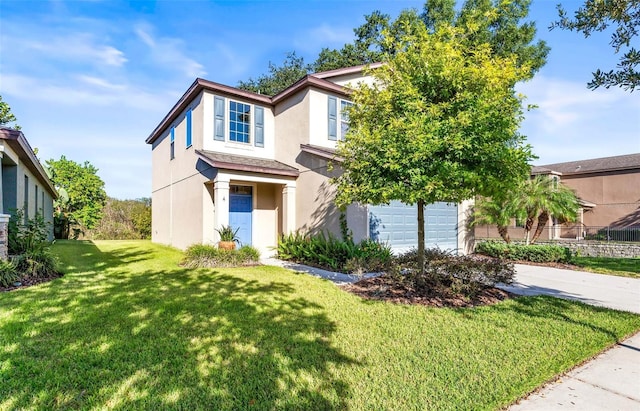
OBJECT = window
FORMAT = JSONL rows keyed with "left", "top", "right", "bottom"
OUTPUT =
{"left": 340, "top": 100, "right": 353, "bottom": 140}
{"left": 35, "top": 184, "right": 38, "bottom": 215}
{"left": 186, "top": 109, "right": 192, "bottom": 148}
{"left": 170, "top": 127, "right": 175, "bottom": 159}
{"left": 229, "top": 101, "right": 251, "bottom": 143}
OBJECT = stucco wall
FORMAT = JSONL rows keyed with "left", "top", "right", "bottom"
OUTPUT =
{"left": 561, "top": 170, "right": 640, "bottom": 227}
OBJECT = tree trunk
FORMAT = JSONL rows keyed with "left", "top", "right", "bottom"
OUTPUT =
{"left": 417, "top": 199, "right": 425, "bottom": 275}
{"left": 524, "top": 215, "right": 534, "bottom": 245}
{"left": 497, "top": 225, "right": 511, "bottom": 244}
{"left": 531, "top": 211, "right": 549, "bottom": 244}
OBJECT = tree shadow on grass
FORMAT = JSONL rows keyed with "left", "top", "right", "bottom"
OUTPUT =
{"left": 0, "top": 241, "right": 358, "bottom": 410}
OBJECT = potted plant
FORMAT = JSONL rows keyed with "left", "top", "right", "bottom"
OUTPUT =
{"left": 216, "top": 225, "right": 240, "bottom": 250}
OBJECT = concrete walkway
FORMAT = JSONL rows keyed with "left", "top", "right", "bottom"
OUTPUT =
{"left": 505, "top": 264, "right": 640, "bottom": 410}
{"left": 261, "top": 257, "right": 365, "bottom": 285}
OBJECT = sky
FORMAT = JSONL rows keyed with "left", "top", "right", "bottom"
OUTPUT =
{"left": 1, "top": 0, "right": 638, "bottom": 199}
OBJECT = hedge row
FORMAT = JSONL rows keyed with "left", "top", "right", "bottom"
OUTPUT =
{"left": 475, "top": 241, "right": 572, "bottom": 263}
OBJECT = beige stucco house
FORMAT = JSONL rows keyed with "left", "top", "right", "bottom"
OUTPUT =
{"left": 0, "top": 127, "right": 57, "bottom": 258}
{"left": 147, "top": 64, "right": 472, "bottom": 256}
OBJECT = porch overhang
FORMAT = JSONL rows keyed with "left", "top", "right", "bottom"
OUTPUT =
{"left": 299, "top": 144, "right": 343, "bottom": 163}
{"left": 196, "top": 150, "right": 299, "bottom": 178}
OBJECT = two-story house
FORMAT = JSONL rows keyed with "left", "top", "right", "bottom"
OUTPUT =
{"left": 146, "top": 64, "right": 472, "bottom": 256}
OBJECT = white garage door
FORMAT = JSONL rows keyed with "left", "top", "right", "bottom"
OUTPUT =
{"left": 369, "top": 201, "right": 458, "bottom": 253}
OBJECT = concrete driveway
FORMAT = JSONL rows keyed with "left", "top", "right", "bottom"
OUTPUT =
{"left": 499, "top": 264, "right": 640, "bottom": 314}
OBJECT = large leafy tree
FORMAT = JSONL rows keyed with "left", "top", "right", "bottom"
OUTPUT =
{"left": 237, "top": 52, "right": 309, "bottom": 96}
{"left": 552, "top": 0, "right": 639, "bottom": 91}
{"left": 334, "top": 10, "right": 534, "bottom": 272}
{"left": 0, "top": 95, "right": 20, "bottom": 129}
{"left": 45, "top": 156, "right": 107, "bottom": 239}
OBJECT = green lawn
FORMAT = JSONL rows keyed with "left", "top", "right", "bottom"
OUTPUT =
{"left": 1, "top": 240, "right": 639, "bottom": 410}
{"left": 571, "top": 256, "right": 640, "bottom": 278}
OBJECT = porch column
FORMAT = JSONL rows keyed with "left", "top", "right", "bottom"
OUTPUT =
{"left": 282, "top": 182, "right": 296, "bottom": 234}
{"left": 213, "top": 176, "right": 230, "bottom": 243}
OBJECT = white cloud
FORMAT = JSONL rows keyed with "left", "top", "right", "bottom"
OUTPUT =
{"left": 18, "top": 33, "right": 127, "bottom": 67}
{"left": 134, "top": 23, "right": 206, "bottom": 78}
{"left": 1, "top": 73, "right": 173, "bottom": 112}
{"left": 518, "top": 75, "right": 640, "bottom": 164}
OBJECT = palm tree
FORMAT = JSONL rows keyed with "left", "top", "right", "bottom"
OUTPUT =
{"left": 473, "top": 192, "right": 521, "bottom": 244}
{"left": 518, "top": 176, "right": 579, "bottom": 244}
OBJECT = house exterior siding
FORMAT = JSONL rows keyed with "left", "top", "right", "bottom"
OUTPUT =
{"left": 148, "top": 64, "right": 471, "bottom": 256}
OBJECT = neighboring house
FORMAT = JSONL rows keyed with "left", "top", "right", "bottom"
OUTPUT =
{"left": 476, "top": 153, "right": 640, "bottom": 241}
{"left": 146, "top": 64, "right": 473, "bottom": 256}
{"left": 0, "top": 127, "right": 57, "bottom": 258}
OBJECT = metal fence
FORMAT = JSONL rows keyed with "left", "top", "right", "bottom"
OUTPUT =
{"left": 558, "top": 225, "right": 640, "bottom": 243}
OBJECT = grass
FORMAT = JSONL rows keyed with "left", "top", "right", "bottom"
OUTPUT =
{"left": 571, "top": 256, "right": 640, "bottom": 278}
{"left": 1, "top": 240, "right": 639, "bottom": 410}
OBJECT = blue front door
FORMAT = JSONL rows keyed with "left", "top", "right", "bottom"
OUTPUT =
{"left": 229, "top": 186, "right": 252, "bottom": 246}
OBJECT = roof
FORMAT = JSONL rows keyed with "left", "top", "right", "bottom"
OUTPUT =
{"left": 195, "top": 150, "right": 299, "bottom": 177}
{"left": 0, "top": 127, "right": 58, "bottom": 198}
{"left": 311, "top": 62, "right": 383, "bottom": 79}
{"left": 145, "top": 63, "right": 376, "bottom": 145}
{"left": 299, "top": 144, "right": 343, "bottom": 162}
{"left": 536, "top": 153, "right": 640, "bottom": 176}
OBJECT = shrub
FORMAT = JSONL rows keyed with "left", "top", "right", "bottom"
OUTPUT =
{"left": 0, "top": 260, "right": 18, "bottom": 287}
{"left": 182, "top": 244, "right": 260, "bottom": 268}
{"left": 395, "top": 248, "right": 515, "bottom": 298}
{"left": 9, "top": 210, "right": 50, "bottom": 255}
{"left": 12, "top": 249, "right": 58, "bottom": 279}
{"left": 276, "top": 231, "right": 392, "bottom": 273}
{"left": 475, "top": 241, "right": 572, "bottom": 263}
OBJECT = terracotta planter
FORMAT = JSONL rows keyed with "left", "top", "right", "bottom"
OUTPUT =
{"left": 218, "top": 241, "right": 236, "bottom": 250}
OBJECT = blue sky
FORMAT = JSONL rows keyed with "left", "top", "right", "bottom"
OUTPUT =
{"left": 1, "top": 0, "right": 638, "bottom": 199}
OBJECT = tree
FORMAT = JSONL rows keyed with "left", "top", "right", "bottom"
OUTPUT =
{"left": 90, "top": 197, "right": 151, "bottom": 240}
{"left": 519, "top": 176, "right": 579, "bottom": 244}
{"left": 552, "top": 0, "right": 640, "bottom": 91}
{"left": 472, "top": 193, "right": 521, "bottom": 243}
{"left": 45, "top": 156, "right": 107, "bottom": 239}
{"left": 0, "top": 95, "right": 20, "bottom": 129}
{"left": 237, "top": 52, "right": 309, "bottom": 96}
{"left": 334, "top": 11, "right": 534, "bottom": 273}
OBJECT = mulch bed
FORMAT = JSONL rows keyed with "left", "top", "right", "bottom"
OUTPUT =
{"left": 341, "top": 275, "right": 513, "bottom": 308}
{"left": 0, "top": 273, "right": 64, "bottom": 292}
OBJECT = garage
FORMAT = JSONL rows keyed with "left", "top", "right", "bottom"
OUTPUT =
{"left": 368, "top": 201, "right": 458, "bottom": 253}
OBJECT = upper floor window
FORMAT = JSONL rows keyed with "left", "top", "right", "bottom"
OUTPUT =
{"left": 186, "top": 109, "right": 192, "bottom": 148}
{"left": 170, "top": 127, "right": 175, "bottom": 160}
{"left": 340, "top": 100, "right": 353, "bottom": 140}
{"left": 328, "top": 96, "right": 352, "bottom": 141}
{"left": 229, "top": 101, "right": 251, "bottom": 143}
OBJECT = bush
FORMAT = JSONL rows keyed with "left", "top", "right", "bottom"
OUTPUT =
{"left": 276, "top": 231, "right": 392, "bottom": 273}
{"left": 395, "top": 248, "right": 515, "bottom": 298}
{"left": 182, "top": 244, "right": 260, "bottom": 268}
{"left": 12, "top": 249, "right": 58, "bottom": 279}
{"left": 475, "top": 241, "right": 572, "bottom": 263}
{"left": 0, "top": 260, "right": 19, "bottom": 287}
{"left": 9, "top": 210, "right": 50, "bottom": 255}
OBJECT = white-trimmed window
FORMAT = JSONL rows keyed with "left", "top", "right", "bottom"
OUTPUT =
{"left": 213, "top": 96, "right": 265, "bottom": 147}
{"left": 328, "top": 96, "right": 353, "bottom": 141}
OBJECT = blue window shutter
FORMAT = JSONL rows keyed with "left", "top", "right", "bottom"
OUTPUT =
{"left": 254, "top": 106, "right": 264, "bottom": 147}
{"left": 328, "top": 96, "right": 337, "bottom": 141}
{"left": 186, "top": 109, "right": 192, "bottom": 147}
{"left": 214, "top": 96, "right": 225, "bottom": 141}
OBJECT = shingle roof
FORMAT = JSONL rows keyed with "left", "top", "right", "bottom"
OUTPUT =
{"left": 195, "top": 150, "right": 299, "bottom": 177}
{"left": 299, "top": 144, "right": 343, "bottom": 162}
{"left": 536, "top": 153, "right": 640, "bottom": 175}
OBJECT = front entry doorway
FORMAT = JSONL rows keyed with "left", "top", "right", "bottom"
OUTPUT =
{"left": 229, "top": 185, "right": 253, "bottom": 246}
